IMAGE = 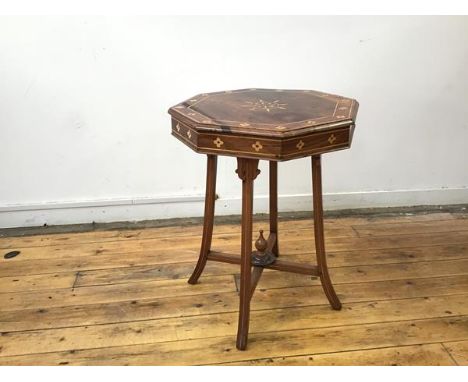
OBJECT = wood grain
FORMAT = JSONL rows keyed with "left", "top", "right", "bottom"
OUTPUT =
{"left": 221, "top": 344, "right": 456, "bottom": 366}
{"left": 1, "top": 275, "right": 467, "bottom": 333}
{"left": 74, "top": 256, "right": 468, "bottom": 289}
{"left": 1, "top": 316, "right": 467, "bottom": 365}
{"left": 1, "top": 241, "right": 466, "bottom": 280}
{"left": 1, "top": 294, "right": 467, "bottom": 357}
{"left": 3, "top": 230, "right": 467, "bottom": 265}
{"left": 443, "top": 340, "right": 468, "bottom": 365}
{"left": 353, "top": 218, "right": 468, "bottom": 236}
{"left": 0, "top": 211, "right": 467, "bottom": 365}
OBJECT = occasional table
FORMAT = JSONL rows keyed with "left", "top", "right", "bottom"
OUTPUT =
{"left": 168, "top": 88, "right": 359, "bottom": 350}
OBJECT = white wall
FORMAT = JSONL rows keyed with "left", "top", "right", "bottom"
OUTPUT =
{"left": 1, "top": 16, "right": 467, "bottom": 228}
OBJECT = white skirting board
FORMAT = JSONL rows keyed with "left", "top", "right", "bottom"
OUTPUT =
{"left": 0, "top": 188, "right": 467, "bottom": 229}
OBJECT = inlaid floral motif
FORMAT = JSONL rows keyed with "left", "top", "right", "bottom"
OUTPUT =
{"left": 252, "top": 141, "right": 263, "bottom": 152}
{"left": 213, "top": 137, "right": 224, "bottom": 148}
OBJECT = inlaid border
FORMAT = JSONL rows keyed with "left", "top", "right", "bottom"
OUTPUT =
{"left": 171, "top": 118, "right": 352, "bottom": 161}
{"left": 169, "top": 89, "right": 357, "bottom": 133}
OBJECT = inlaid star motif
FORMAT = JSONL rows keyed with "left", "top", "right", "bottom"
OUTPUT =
{"left": 242, "top": 99, "right": 287, "bottom": 112}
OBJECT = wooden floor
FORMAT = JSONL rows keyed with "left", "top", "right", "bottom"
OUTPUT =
{"left": 0, "top": 211, "right": 467, "bottom": 365}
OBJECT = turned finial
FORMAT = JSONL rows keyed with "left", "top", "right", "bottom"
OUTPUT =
{"left": 255, "top": 230, "right": 268, "bottom": 253}
{"left": 252, "top": 229, "right": 276, "bottom": 267}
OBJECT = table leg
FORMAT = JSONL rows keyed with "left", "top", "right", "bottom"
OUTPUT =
{"left": 235, "top": 157, "right": 260, "bottom": 350}
{"left": 188, "top": 155, "right": 217, "bottom": 285}
{"left": 312, "top": 155, "right": 342, "bottom": 310}
{"left": 269, "top": 161, "right": 279, "bottom": 257}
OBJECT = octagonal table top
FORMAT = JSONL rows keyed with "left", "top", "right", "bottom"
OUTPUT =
{"left": 168, "top": 88, "right": 359, "bottom": 161}
{"left": 168, "top": 88, "right": 358, "bottom": 138}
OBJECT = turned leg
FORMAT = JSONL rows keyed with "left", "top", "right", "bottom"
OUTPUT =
{"left": 312, "top": 155, "right": 342, "bottom": 310}
{"left": 188, "top": 155, "right": 217, "bottom": 284}
{"left": 235, "top": 157, "right": 260, "bottom": 350}
{"left": 269, "top": 161, "right": 279, "bottom": 257}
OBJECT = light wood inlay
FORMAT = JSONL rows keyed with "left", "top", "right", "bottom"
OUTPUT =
{"left": 213, "top": 137, "right": 224, "bottom": 148}
{"left": 252, "top": 141, "right": 263, "bottom": 152}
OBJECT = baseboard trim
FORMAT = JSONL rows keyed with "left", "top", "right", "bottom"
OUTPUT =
{"left": 0, "top": 195, "right": 206, "bottom": 212}
{"left": 0, "top": 188, "right": 467, "bottom": 229}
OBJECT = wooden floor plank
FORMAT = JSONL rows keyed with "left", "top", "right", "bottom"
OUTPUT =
{"left": 249, "top": 258, "right": 468, "bottom": 290}
{"left": 3, "top": 239, "right": 467, "bottom": 294}
{"left": 0, "top": 275, "right": 237, "bottom": 312}
{"left": 0, "top": 221, "right": 355, "bottom": 250}
{"left": 2, "top": 257, "right": 467, "bottom": 311}
{"left": 1, "top": 242, "right": 466, "bottom": 279}
{"left": 0, "top": 272, "right": 76, "bottom": 293}
{"left": 352, "top": 219, "right": 468, "bottom": 236}
{"left": 0, "top": 211, "right": 466, "bottom": 365}
{"left": 220, "top": 344, "right": 456, "bottom": 366}
{"left": 0, "top": 212, "right": 454, "bottom": 249}
{"left": 3, "top": 228, "right": 467, "bottom": 263}
{"left": 74, "top": 257, "right": 468, "bottom": 288}
{"left": 443, "top": 340, "right": 468, "bottom": 365}
{"left": 1, "top": 275, "right": 467, "bottom": 332}
{"left": 1, "top": 294, "right": 467, "bottom": 357}
{"left": 0, "top": 316, "right": 467, "bottom": 365}
{"left": 74, "top": 244, "right": 468, "bottom": 286}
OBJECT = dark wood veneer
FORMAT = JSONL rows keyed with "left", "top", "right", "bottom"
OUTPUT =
{"left": 169, "top": 88, "right": 358, "bottom": 161}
